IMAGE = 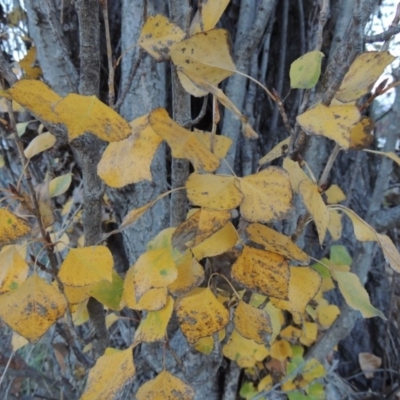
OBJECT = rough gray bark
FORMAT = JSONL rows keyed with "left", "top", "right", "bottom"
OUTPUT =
{"left": 107, "top": 0, "right": 170, "bottom": 266}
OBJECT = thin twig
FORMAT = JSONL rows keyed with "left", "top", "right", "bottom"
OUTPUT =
{"left": 315, "top": 0, "right": 330, "bottom": 51}
{"left": 100, "top": 0, "right": 115, "bottom": 107}
{"left": 318, "top": 143, "right": 340, "bottom": 187}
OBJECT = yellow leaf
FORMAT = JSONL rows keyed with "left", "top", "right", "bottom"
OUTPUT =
{"left": 270, "top": 339, "right": 292, "bottom": 361}
{"left": 186, "top": 173, "right": 243, "bottom": 210}
{"left": 280, "top": 325, "right": 302, "bottom": 342}
{"left": 246, "top": 223, "right": 309, "bottom": 265}
{"left": 0, "top": 245, "right": 29, "bottom": 294}
{"left": 24, "top": 132, "right": 56, "bottom": 159}
{"left": 282, "top": 157, "right": 311, "bottom": 193}
{"left": 134, "top": 296, "right": 174, "bottom": 343}
{"left": 222, "top": 329, "right": 269, "bottom": 368}
{"left": 119, "top": 201, "right": 154, "bottom": 231}
{"left": 325, "top": 185, "right": 346, "bottom": 204}
{"left": 350, "top": 117, "right": 374, "bottom": 150}
{"left": 336, "top": 51, "right": 395, "bottom": 102}
{"left": 54, "top": 94, "right": 131, "bottom": 142}
{"left": 0, "top": 274, "right": 67, "bottom": 342}
{"left": 300, "top": 321, "right": 318, "bottom": 346}
{"left": 63, "top": 284, "right": 92, "bottom": 305}
{"left": 232, "top": 246, "right": 290, "bottom": 300}
{"left": 0, "top": 208, "right": 30, "bottom": 247}
{"left": 138, "top": 15, "right": 185, "bottom": 62}
{"left": 234, "top": 301, "right": 272, "bottom": 345}
{"left": 270, "top": 266, "right": 322, "bottom": 314}
{"left": 35, "top": 181, "right": 54, "bottom": 228}
{"left": 258, "top": 374, "right": 273, "bottom": 392}
{"left": 172, "top": 208, "right": 231, "bottom": 252}
{"left": 299, "top": 179, "right": 330, "bottom": 244}
{"left": 72, "top": 301, "right": 89, "bottom": 326}
{"left": 178, "top": 70, "right": 258, "bottom": 138}
{"left": 106, "top": 313, "right": 120, "bottom": 330}
{"left": 175, "top": 287, "right": 229, "bottom": 344}
{"left": 191, "top": 222, "right": 238, "bottom": 260}
{"left": 259, "top": 137, "right": 290, "bottom": 166}
{"left": 301, "top": 358, "right": 325, "bottom": 381}
{"left": 168, "top": 253, "right": 204, "bottom": 296}
{"left": 190, "top": 0, "right": 230, "bottom": 34}
{"left": 7, "top": 80, "right": 62, "bottom": 124}
{"left": 297, "top": 103, "right": 360, "bottom": 149}
{"left": 49, "top": 173, "right": 72, "bottom": 197}
{"left": 170, "top": 29, "right": 235, "bottom": 97}
{"left": 149, "top": 108, "right": 220, "bottom": 171}
{"left": 133, "top": 248, "right": 178, "bottom": 300}
{"left": 88, "top": 271, "right": 124, "bottom": 310}
{"left": 137, "top": 370, "right": 195, "bottom": 400}
{"left": 98, "top": 115, "right": 163, "bottom": 187}
{"left": 194, "top": 329, "right": 225, "bottom": 355}
{"left": 316, "top": 304, "right": 340, "bottom": 329}
{"left": 81, "top": 347, "right": 135, "bottom": 400}
{"left": 11, "top": 331, "right": 29, "bottom": 352}
{"left": 58, "top": 246, "right": 113, "bottom": 286}
{"left": 193, "top": 130, "right": 232, "bottom": 159}
{"left": 19, "top": 47, "right": 42, "bottom": 79}
{"left": 334, "top": 271, "right": 385, "bottom": 319}
{"left": 376, "top": 233, "right": 400, "bottom": 273}
{"left": 359, "top": 352, "right": 382, "bottom": 379}
{"left": 237, "top": 167, "right": 293, "bottom": 223}
{"left": 340, "top": 207, "right": 376, "bottom": 241}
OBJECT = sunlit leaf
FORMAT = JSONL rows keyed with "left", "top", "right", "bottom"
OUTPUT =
{"left": 300, "top": 321, "right": 318, "bottom": 346}
{"left": 81, "top": 347, "right": 135, "bottom": 400}
{"left": 336, "top": 51, "right": 395, "bottom": 102}
{"left": 350, "top": 117, "right": 374, "bottom": 150}
{"left": 0, "top": 274, "right": 67, "bottom": 342}
{"left": 134, "top": 296, "right": 174, "bottom": 343}
{"left": 232, "top": 246, "right": 290, "bottom": 300}
{"left": 324, "top": 185, "right": 346, "bottom": 204}
{"left": 222, "top": 329, "right": 269, "bottom": 368}
{"left": 280, "top": 325, "right": 301, "bottom": 342}
{"left": 172, "top": 208, "right": 231, "bottom": 252}
{"left": 137, "top": 370, "right": 195, "bottom": 400}
{"left": 170, "top": 29, "right": 235, "bottom": 97}
{"left": 138, "top": 14, "right": 185, "bottom": 61}
{"left": 234, "top": 301, "right": 272, "bottom": 345}
{"left": 246, "top": 223, "right": 309, "bottom": 265}
{"left": 63, "top": 284, "right": 92, "bottom": 305}
{"left": 190, "top": 0, "right": 230, "bottom": 34}
{"left": 149, "top": 108, "right": 219, "bottom": 171}
{"left": 297, "top": 103, "right": 360, "bottom": 149}
{"left": 0, "top": 245, "right": 29, "bottom": 294}
{"left": 58, "top": 246, "right": 113, "bottom": 286}
{"left": 19, "top": 47, "right": 42, "bottom": 79}
{"left": 316, "top": 304, "right": 340, "bottom": 329}
{"left": 175, "top": 287, "right": 229, "bottom": 344}
{"left": 0, "top": 208, "right": 30, "bottom": 247}
{"left": 290, "top": 51, "right": 324, "bottom": 89}
{"left": 236, "top": 167, "right": 293, "bottom": 223}
{"left": 193, "top": 130, "right": 232, "bottom": 159}
{"left": 24, "top": 132, "right": 56, "bottom": 159}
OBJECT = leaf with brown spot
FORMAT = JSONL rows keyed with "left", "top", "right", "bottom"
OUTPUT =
{"left": 0, "top": 274, "right": 67, "bottom": 342}
{"left": 297, "top": 103, "right": 360, "bottom": 149}
{"left": 350, "top": 117, "right": 374, "bottom": 150}
{"left": 186, "top": 173, "right": 243, "bottom": 210}
{"left": 172, "top": 208, "right": 231, "bottom": 252}
{"left": 246, "top": 223, "right": 309, "bottom": 265}
{"left": 232, "top": 246, "right": 290, "bottom": 300}
{"left": 236, "top": 167, "right": 293, "bottom": 223}
{"left": 175, "top": 287, "right": 229, "bottom": 344}
{"left": 0, "top": 208, "right": 30, "bottom": 247}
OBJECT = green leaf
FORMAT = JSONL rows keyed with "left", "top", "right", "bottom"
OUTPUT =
{"left": 330, "top": 245, "right": 352, "bottom": 266}
{"left": 289, "top": 51, "right": 324, "bottom": 89}
{"left": 334, "top": 271, "right": 386, "bottom": 319}
{"left": 239, "top": 382, "right": 259, "bottom": 400}
{"left": 49, "top": 173, "right": 72, "bottom": 197}
{"left": 88, "top": 271, "right": 124, "bottom": 310}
